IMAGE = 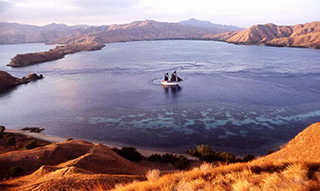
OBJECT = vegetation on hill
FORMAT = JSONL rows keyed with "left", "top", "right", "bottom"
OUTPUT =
{"left": 1, "top": 122, "right": 319, "bottom": 190}
{"left": 111, "top": 123, "right": 320, "bottom": 190}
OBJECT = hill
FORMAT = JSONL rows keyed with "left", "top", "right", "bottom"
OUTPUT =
{"left": 266, "top": 22, "right": 320, "bottom": 48}
{"left": 0, "top": 22, "right": 87, "bottom": 44}
{"left": 203, "top": 21, "right": 320, "bottom": 48}
{"left": 113, "top": 123, "right": 320, "bottom": 190}
{"left": 0, "top": 139, "right": 148, "bottom": 190}
{"left": 1, "top": 123, "right": 320, "bottom": 190}
{"left": 0, "top": 20, "right": 224, "bottom": 45}
{"left": 179, "top": 18, "right": 244, "bottom": 31}
{"left": 49, "top": 20, "right": 223, "bottom": 44}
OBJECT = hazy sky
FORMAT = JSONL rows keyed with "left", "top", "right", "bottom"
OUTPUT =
{"left": 0, "top": 0, "right": 319, "bottom": 27}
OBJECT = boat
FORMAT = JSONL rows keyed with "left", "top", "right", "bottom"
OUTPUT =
{"left": 161, "top": 71, "right": 183, "bottom": 86}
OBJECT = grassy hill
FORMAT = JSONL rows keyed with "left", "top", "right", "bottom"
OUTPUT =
{"left": 114, "top": 123, "right": 320, "bottom": 190}
{"left": 1, "top": 122, "right": 319, "bottom": 190}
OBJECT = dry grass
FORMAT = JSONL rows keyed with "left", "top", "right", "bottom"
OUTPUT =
{"left": 111, "top": 161, "right": 320, "bottom": 191}
{"left": 2, "top": 123, "right": 320, "bottom": 191}
{"left": 110, "top": 121, "right": 320, "bottom": 190}
{"left": 146, "top": 169, "right": 161, "bottom": 181}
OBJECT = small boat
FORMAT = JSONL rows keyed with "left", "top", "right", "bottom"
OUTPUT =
{"left": 161, "top": 71, "right": 183, "bottom": 86}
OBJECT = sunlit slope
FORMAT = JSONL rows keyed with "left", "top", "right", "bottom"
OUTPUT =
{"left": 114, "top": 123, "right": 320, "bottom": 191}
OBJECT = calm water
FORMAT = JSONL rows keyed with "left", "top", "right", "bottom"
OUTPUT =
{"left": 1, "top": 40, "right": 320, "bottom": 155}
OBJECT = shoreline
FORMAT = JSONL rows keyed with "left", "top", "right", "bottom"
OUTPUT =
{"left": 5, "top": 129, "right": 197, "bottom": 159}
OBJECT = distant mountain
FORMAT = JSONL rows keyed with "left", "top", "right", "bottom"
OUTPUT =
{"left": 0, "top": 22, "right": 88, "bottom": 44}
{"left": 1, "top": 20, "right": 319, "bottom": 48}
{"left": 179, "top": 18, "right": 244, "bottom": 32}
{"left": 0, "top": 20, "right": 224, "bottom": 44}
{"left": 49, "top": 20, "right": 224, "bottom": 44}
{"left": 203, "top": 21, "right": 320, "bottom": 48}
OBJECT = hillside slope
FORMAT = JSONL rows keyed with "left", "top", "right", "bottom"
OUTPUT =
{"left": 114, "top": 123, "right": 320, "bottom": 190}
{"left": 0, "top": 22, "right": 87, "bottom": 44}
{"left": 257, "top": 122, "right": 320, "bottom": 162}
{"left": 0, "top": 140, "right": 147, "bottom": 190}
{"left": 1, "top": 123, "right": 319, "bottom": 190}
{"left": 266, "top": 22, "right": 320, "bottom": 48}
{"left": 203, "top": 21, "right": 320, "bottom": 48}
{"left": 49, "top": 20, "right": 223, "bottom": 44}
{"left": 0, "top": 20, "right": 223, "bottom": 45}
{"left": 179, "top": 18, "right": 244, "bottom": 31}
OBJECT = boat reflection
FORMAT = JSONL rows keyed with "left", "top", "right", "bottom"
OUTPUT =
{"left": 163, "top": 85, "right": 182, "bottom": 98}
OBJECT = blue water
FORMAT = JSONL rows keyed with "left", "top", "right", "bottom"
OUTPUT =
{"left": 0, "top": 40, "right": 320, "bottom": 155}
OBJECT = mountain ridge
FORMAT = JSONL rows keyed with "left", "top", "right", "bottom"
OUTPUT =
{"left": 203, "top": 21, "right": 320, "bottom": 48}
{"left": 179, "top": 18, "right": 244, "bottom": 31}
{"left": 0, "top": 20, "right": 228, "bottom": 45}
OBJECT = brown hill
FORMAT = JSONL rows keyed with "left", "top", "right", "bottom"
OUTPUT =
{"left": 266, "top": 22, "right": 320, "bottom": 48}
{"left": 0, "top": 22, "right": 88, "bottom": 44}
{"left": 0, "top": 140, "right": 147, "bottom": 190}
{"left": 204, "top": 21, "right": 320, "bottom": 48}
{"left": 50, "top": 20, "right": 223, "bottom": 45}
{"left": 256, "top": 122, "right": 320, "bottom": 163}
{"left": 1, "top": 123, "right": 320, "bottom": 190}
{"left": 113, "top": 123, "right": 320, "bottom": 190}
{"left": 1, "top": 20, "right": 224, "bottom": 45}
{"left": 203, "top": 23, "right": 292, "bottom": 44}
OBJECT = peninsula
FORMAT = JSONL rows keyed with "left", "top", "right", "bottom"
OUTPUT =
{"left": 0, "top": 71, "right": 43, "bottom": 93}
{"left": 8, "top": 36, "right": 105, "bottom": 67}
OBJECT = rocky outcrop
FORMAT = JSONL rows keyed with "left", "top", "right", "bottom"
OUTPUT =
{"left": 203, "top": 21, "right": 320, "bottom": 48}
{"left": 0, "top": 71, "right": 26, "bottom": 92}
{"left": 0, "top": 71, "right": 44, "bottom": 93}
{"left": 25, "top": 73, "right": 44, "bottom": 81}
{"left": 7, "top": 36, "right": 105, "bottom": 67}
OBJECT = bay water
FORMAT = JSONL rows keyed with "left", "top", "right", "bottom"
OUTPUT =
{"left": 1, "top": 40, "right": 320, "bottom": 155}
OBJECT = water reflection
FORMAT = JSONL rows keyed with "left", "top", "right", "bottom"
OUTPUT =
{"left": 163, "top": 85, "right": 182, "bottom": 99}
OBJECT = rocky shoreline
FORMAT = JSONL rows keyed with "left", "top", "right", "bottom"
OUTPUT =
{"left": 0, "top": 71, "right": 44, "bottom": 93}
{"left": 7, "top": 36, "right": 105, "bottom": 67}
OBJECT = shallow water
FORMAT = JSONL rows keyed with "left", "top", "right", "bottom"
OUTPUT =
{"left": 0, "top": 40, "right": 320, "bottom": 155}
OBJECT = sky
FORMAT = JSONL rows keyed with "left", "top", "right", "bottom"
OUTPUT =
{"left": 0, "top": 0, "right": 319, "bottom": 28}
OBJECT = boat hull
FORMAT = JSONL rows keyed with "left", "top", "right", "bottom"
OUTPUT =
{"left": 161, "top": 80, "right": 178, "bottom": 86}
